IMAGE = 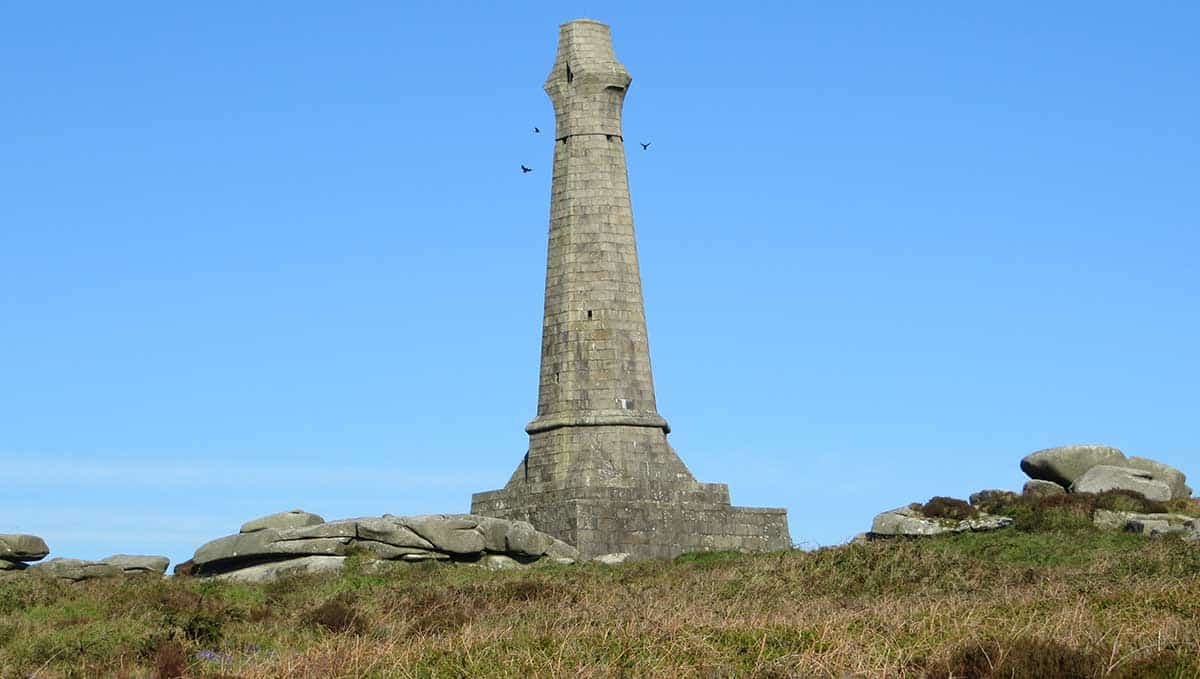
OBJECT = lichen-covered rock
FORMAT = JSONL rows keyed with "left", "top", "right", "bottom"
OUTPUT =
{"left": 29, "top": 558, "right": 122, "bottom": 582}
{"left": 1124, "top": 457, "right": 1191, "bottom": 500}
{"left": 1020, "top": 445, "right": 1127, "bottom": 487}
{"left": 103, "top": 554, "right": 170, "bottom": 575}
{"left": 0, "top": 534, "right": 49, "bottom": 562}
{"left": 240, "top": 509, "right": 325, "bottom": 533}
{"left": 870, "top": 505, "right": 1012, "bottom": 537}
{"left": 872, "top": 506, "right": 954, "bottom": 536}
{"left": 1073, "top": 465, "right": 1173, "bottom": 502}
{"left": 1022, "top": 479, "right": 1067, "bottom": 498}
{"left": 0, "top": 559, "right": 27, "bottom": 571}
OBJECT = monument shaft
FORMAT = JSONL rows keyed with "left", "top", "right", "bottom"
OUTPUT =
{"left": 472, "top": 19, "right": 790, "bottom": 559}
{"left": 528, "top": 19, "right": 666, "bottom": 437}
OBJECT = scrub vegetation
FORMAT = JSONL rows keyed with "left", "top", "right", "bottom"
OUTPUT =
{"left": 2, "top": 508, "right": 1199, "bottom": 678}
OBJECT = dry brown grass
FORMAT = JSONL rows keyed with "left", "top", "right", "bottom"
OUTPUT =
{"left": 2, "top": 530, "right": 1198, "bottom": 678}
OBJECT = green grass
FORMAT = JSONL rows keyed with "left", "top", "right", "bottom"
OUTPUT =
{"left": 1, "top": 527, "right": 1198, "bottom": 678}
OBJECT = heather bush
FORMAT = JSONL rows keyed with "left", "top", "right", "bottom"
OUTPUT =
{"left": 921, "top": 496, "right": 977, "bottom": 520}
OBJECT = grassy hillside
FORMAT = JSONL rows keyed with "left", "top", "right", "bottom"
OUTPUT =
{"left": 2, "top": 520, "right": 1199, "bottom": 678}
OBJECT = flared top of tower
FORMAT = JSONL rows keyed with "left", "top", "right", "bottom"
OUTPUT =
{"left": 544, "top": 19, "right": 632, "bottom": 140}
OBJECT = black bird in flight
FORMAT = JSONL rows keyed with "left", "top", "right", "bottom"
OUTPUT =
{"left": 533, "top": 127, "right": 540, "bottom": 133}
{"left": 521, "top": 165, "right": 533, "bottom": 173}
{"left": 640, "top": 142, "right": 651, "bottom": 150}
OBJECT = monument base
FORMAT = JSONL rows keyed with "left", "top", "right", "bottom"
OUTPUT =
{"left": 471, "top": 425, "right": 791, "bottom": 560}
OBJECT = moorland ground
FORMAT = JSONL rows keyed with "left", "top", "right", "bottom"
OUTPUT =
{"left": 3, "top": 495, "right": 1199, "bottom": 679}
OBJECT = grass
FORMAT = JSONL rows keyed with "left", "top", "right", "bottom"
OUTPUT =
{"left": 1, "top": 528, "right": 1199, "bottom": 678}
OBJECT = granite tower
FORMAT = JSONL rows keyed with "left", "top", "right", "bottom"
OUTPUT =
{"left": 471, "top": 19, "right": 790, "bottom": 559}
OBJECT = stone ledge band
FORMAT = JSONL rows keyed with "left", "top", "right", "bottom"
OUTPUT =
{"left": 526, "top": 412, "right": 670, "bottom": 435}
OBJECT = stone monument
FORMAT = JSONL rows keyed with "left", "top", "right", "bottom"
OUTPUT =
{"left": 472, "top": 19, "right": 791, "bottom": 560}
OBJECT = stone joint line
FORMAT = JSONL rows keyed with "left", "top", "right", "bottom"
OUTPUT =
{"left": 556, "top": 133, "right": 624, "bottom": 142}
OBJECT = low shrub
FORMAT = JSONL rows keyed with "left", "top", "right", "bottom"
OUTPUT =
{"left": 969, "top": 490, "right": 1020, "bottom": 514}
{"left": 1094, "top": 489, "right": 1168, "bottom": 514}
{"left": 926, "top": 636, "right": 1101, "bottom": 679}
{"left": 303, "top": 593, "right": 365, "bottom": 634}
{"left": 921, "top": 496, "right": 977, "bottom": 520}
{"left": 1002, "top": 494, "right": 1096, "bottom": 532}
{"left": 153, "top": 639, "right": 188, "bottom": 679}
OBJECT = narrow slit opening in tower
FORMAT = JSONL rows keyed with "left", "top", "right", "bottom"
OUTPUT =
{"left": 566, "top": 64, "right": 573, "bottom": 83}
{"left": 587, "top": 310, "right": 593, "bottom": 320}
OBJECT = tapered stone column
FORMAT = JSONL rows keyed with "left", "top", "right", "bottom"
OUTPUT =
{"left": 471, "top": 19, "right": 790, "bottom": 560}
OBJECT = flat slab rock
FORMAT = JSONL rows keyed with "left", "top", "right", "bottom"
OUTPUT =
{"left": 215, "top": 556, "right": 348, "bottom": 583}
{"left": 870, "top": 506, "right": 1013, "bottom": 537}
{"left": 1020, "top": 445, "right": 1128, "bottom": 488}
{"left": 192, "top": 512, "right": 579, "bottom": 576}
{"left": 103, "top": 554, "right": 171, "bottom": 575}
{"left": 28, "top": 558, "right": 123, "bottom": 582}
{"left": 1073, "top": 465, "right": 1173, "bottom": 502}
{"left": 1125, "top": 457, "right": 1192, "bottom": 500}
{"left": 240, "top": 509, "right": 325, "bottom": 533}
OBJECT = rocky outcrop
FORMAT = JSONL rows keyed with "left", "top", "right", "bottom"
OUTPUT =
{"left": 1072, "top": 465, "right": 1173, "bottom": 502}
{"left": 190, "top": 511, "right": 579, "bottom": 581}
{"left": 0, "top": 533, "right": 171, "bottom": 581}
{"left": 1020, "top": 445, "right": 1127, "bottom": 488}
{"left": 870, "top": 505, "right": 1012, "bottom": 538}
{"left": 28, "top": 558, "right": 123, "bottom": 582}
{"left": 1093, "top": 509, "right": 1197, "bottom": 537}
{"left": 0, "top": 534, "right": 49, "bottom": 568}
{"left": 862, "top": 445, "right": 1195, "bottom": 543}
{"left": 1019, "top": 445, "right": 1190, "bottom": 501}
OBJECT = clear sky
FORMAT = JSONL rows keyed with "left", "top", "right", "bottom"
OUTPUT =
{"left": 3, "top": 2, "right": 1197, "bottom": 566}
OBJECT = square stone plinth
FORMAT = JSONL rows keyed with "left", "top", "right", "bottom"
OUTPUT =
{"left": 472, "top": 486, "right": 791, "bottom": 560}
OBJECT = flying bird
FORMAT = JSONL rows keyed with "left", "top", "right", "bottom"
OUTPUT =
{"left": 533, "top": 127, "right": 540, "bottom": 133}
{"left": 521, "top": 165, "right": 533, "bottom": 173}
{"left": 640, "top": 142, "right": 651, "bottom": 150}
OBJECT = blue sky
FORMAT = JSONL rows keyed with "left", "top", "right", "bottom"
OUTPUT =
{"left": 2, "top": 2, "right": 1197, "bottom": 565}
